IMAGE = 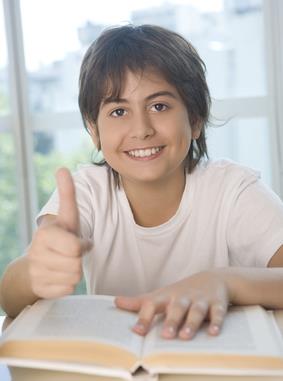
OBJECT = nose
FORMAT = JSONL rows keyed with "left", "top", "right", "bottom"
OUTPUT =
{"left": 130, "top": 112, "right": 155, "bottom": 140}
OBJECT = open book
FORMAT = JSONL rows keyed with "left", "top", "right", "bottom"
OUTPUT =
{"left": 1, "top": 295, "right": 283, "bottom": 380}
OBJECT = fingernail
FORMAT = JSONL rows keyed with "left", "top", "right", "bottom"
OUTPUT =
{"left": 134, "top": 323, "right": 146, "bottom": 333}
{"left": 180, "top": 326, "right": 192, "bottom": 339}
{"left": 163, "top": 325, "right": 176, "bottom": 337}
{"left": 210, "top": 325, "right": 220, "bottom": 335}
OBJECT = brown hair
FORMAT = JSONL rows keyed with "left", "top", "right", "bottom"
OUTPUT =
{"left": 78, "top": 24, "right": 210, "bottom": 181}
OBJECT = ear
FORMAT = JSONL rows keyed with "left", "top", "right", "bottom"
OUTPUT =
{"left": 192, "top": 122, "right": 202, "bottom": 140}
{"left": 86, "top": 120, "right": 101, "bottom": 150}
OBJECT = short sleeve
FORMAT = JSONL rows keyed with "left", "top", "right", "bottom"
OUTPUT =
{"left": 227, "top": 176, "right": 283, "bottom": 267}
{"left": 36, "top": 173, "right": 94, "bottom": 240}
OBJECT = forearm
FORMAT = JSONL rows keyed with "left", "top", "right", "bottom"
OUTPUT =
{"left": 0, "top": 256, "right": 40, "bottom": 318}
{"left": 214, "top": 267, "right": 283, "bottom": 309}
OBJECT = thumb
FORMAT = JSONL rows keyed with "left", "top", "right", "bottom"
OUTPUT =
{"left": 56, "top": 167, "right": 80, "bottom": 235}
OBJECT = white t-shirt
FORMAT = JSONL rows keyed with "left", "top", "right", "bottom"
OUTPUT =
{"left": 37, "top": 159, "right": 283, "bottom": 296}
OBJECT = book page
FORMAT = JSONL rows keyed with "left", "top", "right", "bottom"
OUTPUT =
{"left": 142, "top": 306, "right": 283, "bottom": 358}
{"left": 1, "top": 295, "right": 143, "bottom": 356}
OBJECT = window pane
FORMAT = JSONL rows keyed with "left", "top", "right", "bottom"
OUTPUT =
{"left": 0, "top": 132, "right": 22, "bottom": 277}
{"left": 206, "top": 117, "right": 272, "bottom": 187}
{"left": 0, "top": 0, "right": 10, "bottom": 115}
{"left": 132, "top": 0, "right": 265, "bottom": 98}
{"left": 33, "top": 125, "right": 93, "bottom": 210}
{"left": 20, "top": 0, "right": 265, "bottom": 114}
{"left": 0, "top": 1, "right": 21, "bottom": 282}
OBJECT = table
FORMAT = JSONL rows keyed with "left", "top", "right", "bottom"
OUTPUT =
{"left": 1, "top": 313, "right": 283, "bottom": 381}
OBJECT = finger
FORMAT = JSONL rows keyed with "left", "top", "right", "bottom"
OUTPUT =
{"left": 30, "top": 249, "right": 82, "bottom": 274}
{"left": 29, "top": 262, "right": 82, "bottom": 285}
{"left": 44, "top": 270, "right": 82, "bottom": 286}
{"left": 179, "top": 300, "right": 209, "bottom": 340}
{"left": 133, "top": 299, "right": 158, "bottom": 336}
{"left": 115, "top": 296, "right": 144, "bottom": 312}
{"left": 207, "top": 303, "right": 227, "bottom": 336}
{"left": 162, "top": 297, "right": 190, "bottom": 339}
{"left": 32, "top": 284, "right": 75, "bottom": 299}
{"left": 56, "top": 167, "right": 80, "bottom": 234}
{"left": 36, "top": 225, "right": 91, "bottom": 257}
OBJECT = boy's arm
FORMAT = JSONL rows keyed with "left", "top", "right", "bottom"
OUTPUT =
{"left": 267, "top": 244, "right": 283, "bottom": 267}
{"left": 115, "top": 245, "right": 283, "bottom": 340}
{"left": 226, "top": 244, "right": 283, "bottom": 307}
{"left": 0, "top": 255, "right": 39, "bottom": 318}
{"left": 0, "top": 215, "right": 56, "bottom": 318}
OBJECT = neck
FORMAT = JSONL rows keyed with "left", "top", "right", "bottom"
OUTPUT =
{"left": 121, "top": 170, "right": 186, "bottom": 227}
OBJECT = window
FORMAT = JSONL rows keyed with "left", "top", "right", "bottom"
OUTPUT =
{"left": 19, "top": 0, "right": 271, "bottom": 188}
{"left": 0, "top": 0, "right": 21, "bottom": 277}
{"left": 1, "top": 0, "right": 283, "bottom": 287}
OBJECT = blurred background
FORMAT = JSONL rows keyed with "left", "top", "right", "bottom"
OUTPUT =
{"left": 0, "top": 0, "right": 283, "bottom": 289}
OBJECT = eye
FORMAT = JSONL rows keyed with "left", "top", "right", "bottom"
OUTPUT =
{"left": 151, "top": 103, "right": 168, "bottom": 112}
{"left": 110, "top": 108, "right": 127, "bottom": 117}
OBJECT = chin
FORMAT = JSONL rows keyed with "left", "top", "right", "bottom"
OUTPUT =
{"left": 123, "top": 171, "right": 168, "bottom": 184}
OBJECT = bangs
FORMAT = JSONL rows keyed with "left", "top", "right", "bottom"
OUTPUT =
{"left": 97, "top": 40, "right": 169, "bottom": 111}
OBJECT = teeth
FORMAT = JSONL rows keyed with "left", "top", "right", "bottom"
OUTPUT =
{"left": 128, "top": 146, "right": 162, "bottom": 157}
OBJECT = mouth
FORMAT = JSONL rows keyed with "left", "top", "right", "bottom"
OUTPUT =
{"left": 124, "top": 146, "right": 165, "bottom": 160}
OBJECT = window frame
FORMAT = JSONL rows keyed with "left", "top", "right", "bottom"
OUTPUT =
{"left": 263, "top": 0, "right": 283, "bottom": 196}
{"left": 3, "top": 0, "right": 38, "bottom": 249}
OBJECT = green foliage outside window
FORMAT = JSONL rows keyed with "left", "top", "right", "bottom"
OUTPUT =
{"left": 0, "top": 90, "right": 9, "bottom": 116}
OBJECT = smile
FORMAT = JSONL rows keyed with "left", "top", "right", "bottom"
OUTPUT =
{"left": 126, "top": 146, "right": 164, "bottom": 158}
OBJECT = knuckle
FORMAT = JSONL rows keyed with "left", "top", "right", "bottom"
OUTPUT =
{"left": 166, "top": 302, "right": 188, "bottom": 320}
{"left": 142, "top": 297, "right": 156, "bottom": 310}
{"left": 70, "top": 237, "right": 81, "bottom": 255}
{"left": 192, "top": 300, "right": 208, "bottom": 315}
{"left": 27, "top": 241, "right": 40, "bottom": 258}
{"left": 36, "top": 225, "right": 50, "bottom": 242}
{"left": 33, "top": 226, "right": 55, "bottom": 250}
{"left": 169, "top": 297, "right": 190, "bottom": 312}
{"left": 177, "top": 296, "right": 191, "bottom": 309}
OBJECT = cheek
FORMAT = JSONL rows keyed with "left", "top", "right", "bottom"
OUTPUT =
{"left": 96, "top": 118, "right": 113, "bottom": 152}
{"left": 98, "top": 126, "right": 123, "bottom": 162}
{"left": 99, "top": 131, "right": 112, "bottom": 155}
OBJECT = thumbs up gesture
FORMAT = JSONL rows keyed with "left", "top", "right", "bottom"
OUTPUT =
{"left": 27, "top": 168, "right": 92, "bottom": 299}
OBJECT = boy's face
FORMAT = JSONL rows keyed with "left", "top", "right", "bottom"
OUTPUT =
{"left": 93, "top": 69, "right": 200, "bottom": 186}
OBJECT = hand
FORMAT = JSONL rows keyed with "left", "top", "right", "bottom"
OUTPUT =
{"left": 115, "top": 271, "right": 229, "bottom": 340}
{"left": 27, "top": 168, "right": 92, "bottom": 299}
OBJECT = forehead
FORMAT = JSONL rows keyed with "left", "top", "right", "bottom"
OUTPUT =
{"left": 104, "top": 68, "right": 179, "bottom": 100}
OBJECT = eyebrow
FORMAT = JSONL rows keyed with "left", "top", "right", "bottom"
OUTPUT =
{"left": 101, "top": 91, "right": 178, "bottom": 108}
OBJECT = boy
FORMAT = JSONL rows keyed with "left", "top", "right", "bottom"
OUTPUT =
{"left": 1, "top": 25, "right": 283, "bottom": 340}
